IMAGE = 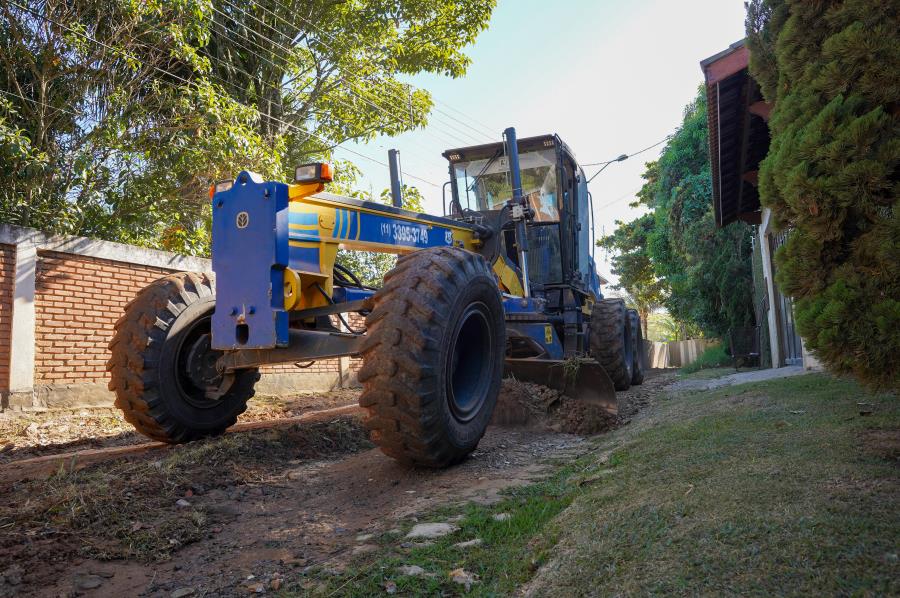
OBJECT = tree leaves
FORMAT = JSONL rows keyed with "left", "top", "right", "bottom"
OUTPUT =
{"left": 603, "top": 87, "right": 756, "bottom": 339}
{"left": 0, "top": 0, "right": 496, "bottom": 253}
{"left": 747, "top": 0, "right": 899, "bottom": 390}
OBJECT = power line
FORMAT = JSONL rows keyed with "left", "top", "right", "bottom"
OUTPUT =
{"left": 9, "top": 1, "right": 441, "bottom": 188}
{"left": 594, "top": 187, "right": 645, "bottom": 212}
{"left": 214, "top": 0, "right": 480, "bottom": 152}
{"left": 250, "top": 0, "right": 497, "bottom": 144}
{"left": 431, "top": 97, "right": 499, "bottom": 139}
{"left": 220, "top": 0, "right": 484, "bottom": 146}
{"left": 583, "top": 135, "right": 672, "bottom": 167}
{"left": 0, "top": 88, "right": 87, "bottom": 121}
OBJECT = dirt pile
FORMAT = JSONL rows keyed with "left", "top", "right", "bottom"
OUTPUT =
{"left": 492, "top": 370, "right": 676, "bottom": 435}
{"left": 491, "top": 379, "right": 617, "bottom": 435}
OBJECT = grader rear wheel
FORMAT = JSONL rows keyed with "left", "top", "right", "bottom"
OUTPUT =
{"left": 107, "top": 272, "right": 259, "bottom": 443}
{"left": 358, "top": 247, "right": 506, "bottom": 468}
{"left": 590, "top": 298, "right": 634, "bottom": 391}
{"left": 628, "top": 308, "right": 645, "bottom": 385}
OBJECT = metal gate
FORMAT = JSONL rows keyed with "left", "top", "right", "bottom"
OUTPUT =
{"left": 770, "top": 231, "right": 803, "bottom": 366}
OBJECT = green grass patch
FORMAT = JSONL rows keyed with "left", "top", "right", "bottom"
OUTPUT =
{"left": 297, "top": 374, "right": 898, "bottom": 596}
{"left": 679, "top": 343, "right": 732, "bottom": 375}
{"left": 298, "top": 458, "right": 597, "bottom": 596}
{"left": 529, "top": 374, "right": 900, "bottom": 596}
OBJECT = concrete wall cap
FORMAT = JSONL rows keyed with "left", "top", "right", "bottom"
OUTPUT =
{"left": 0, "top": 223, "right": 211, "bottom": 273}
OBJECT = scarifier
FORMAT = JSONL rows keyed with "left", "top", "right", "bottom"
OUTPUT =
{"left": 107, "top": 128, "right": 644, "bottom": 467}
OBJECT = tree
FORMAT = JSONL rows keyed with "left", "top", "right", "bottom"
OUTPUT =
{"left": 0, "top": 0, "right": 496, "bottom": 254}
{"left": 746, "top": 0, "right": 899, "bottom": 389}
{"left": 604, "top": 88, "right": 756, "bottom": 340}
{"left": 597, "top": 212, "right": 667, "bottom": 335}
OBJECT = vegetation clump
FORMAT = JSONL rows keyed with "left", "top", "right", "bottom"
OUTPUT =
{"left": 679, "top": 343, "right": 731, "bottom": 375}
{"left": 599, "top": 88, "right": 756, "bottom": 339}
{"left": 746, "top": 0, "right": 899, "bottom": 389}
{"left": 0, "top": 0, "right": 495, "bottom": 254}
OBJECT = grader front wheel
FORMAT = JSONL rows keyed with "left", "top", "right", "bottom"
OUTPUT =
{"left": 107, "top": 272, "right": 259, "bottom": 443}
{"left": 358, "top": 247, "right": 506, "bottom": 468}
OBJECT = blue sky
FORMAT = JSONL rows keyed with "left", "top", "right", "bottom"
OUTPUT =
{"left": 343, "top": 0, "right": 747, "bottom": 283}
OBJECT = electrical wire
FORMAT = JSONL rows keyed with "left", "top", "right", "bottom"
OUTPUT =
{"left": 9, "top": 1, "right": 442, "bottom": 188}
{"left": 241, "top": 0, "right": 497, "bottom": 144}
{"left": 208, "top": 1, "right": 468, "bottom": 177}
{"left": 213, "top": 0, "right": 472, "bottom": 158}
{"left": 582, "top": 135, "right": 672, "bottom": 167}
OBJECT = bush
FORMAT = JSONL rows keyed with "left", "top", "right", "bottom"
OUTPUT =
{"left": 746, "top": 0, "right": 900, "bottom": 390}
{"left": 680, "top": 344, "right": 731, "bottom": 374}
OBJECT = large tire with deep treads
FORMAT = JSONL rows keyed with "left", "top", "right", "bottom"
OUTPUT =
{"left": 358, "top": 247, "right": 506, "bottom": 468}
{"left": 628, "top": 309, "right": 645, "bottom": 385}
{"left": 590, "top": 298, "right": 633, "bottom": 391}
{"left": 107, "top": 272, "right": 259, "bottom": 443}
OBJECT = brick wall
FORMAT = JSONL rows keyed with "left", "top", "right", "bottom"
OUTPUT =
{"left": 0, "top": 244, "right": 14, "bottom": 393}
{"left": 31, "top": 249, "right": 363, "bottom": 385}
{"left": 33, "top": 251, "right": 173, "bottom": 384}
{"left": 0, "top": 224, "right": 362, "bottom": 410}
{"left": 347, "top": 313, "right": 365, "bottom": 373}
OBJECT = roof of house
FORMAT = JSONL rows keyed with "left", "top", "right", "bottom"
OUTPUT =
{"left": 701, "top": 40, "right": 771, "bottom": 227}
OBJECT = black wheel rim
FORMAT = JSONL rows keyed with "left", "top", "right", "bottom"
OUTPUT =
{"left": 175, "top": 314, "right": 230, "bottom": 409}
{"left": 446, "top": 302, "right": 494, "bottom": 423}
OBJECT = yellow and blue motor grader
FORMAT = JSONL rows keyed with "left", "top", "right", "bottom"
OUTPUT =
{"left": 107, "top": 128, "right": 643, "bottom": 467}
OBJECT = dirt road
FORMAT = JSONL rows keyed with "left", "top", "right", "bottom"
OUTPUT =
{"left": 0, "top": 373, "right": 673, "bottom": 597}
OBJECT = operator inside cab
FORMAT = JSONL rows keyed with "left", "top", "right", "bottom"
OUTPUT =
{"left": 452, "top": 148, "right": 560, "bottom": 222}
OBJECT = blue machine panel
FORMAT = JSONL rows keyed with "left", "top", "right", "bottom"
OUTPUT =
{"left": 506, "top": 322, "right": 564, "bottom": 360}
{"left": 211, "top": 172, "right": 290, "bottom": 350}
{"left": 287, "top": 206, "right": 458, "bottom": 249}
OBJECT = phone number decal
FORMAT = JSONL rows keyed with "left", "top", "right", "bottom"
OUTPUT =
{"left": 380, "top": 222, "right": 430, "bottom": 245}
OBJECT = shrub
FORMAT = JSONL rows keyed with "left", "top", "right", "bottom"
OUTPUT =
{"left": 680, "top": 344, "right": 732, "bottom": 374}
{"left": 746, "top": 0, "right": 900, "bottom": 390}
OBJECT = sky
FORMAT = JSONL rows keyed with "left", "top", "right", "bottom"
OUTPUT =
{"left": 341, "top": 0, "right": 748, "bottom": 284}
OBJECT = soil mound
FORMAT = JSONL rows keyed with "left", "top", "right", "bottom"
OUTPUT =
{"left": 491, "top": 379, "right": 617, "bottom": 435}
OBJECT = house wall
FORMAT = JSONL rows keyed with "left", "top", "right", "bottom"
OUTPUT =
{"left": 758, "top": 208, "right": 821, "bottom": 371}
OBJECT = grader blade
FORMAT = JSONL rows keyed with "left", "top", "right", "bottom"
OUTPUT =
{"left": 504, "top": 358, "right": 619, "bottom": 415}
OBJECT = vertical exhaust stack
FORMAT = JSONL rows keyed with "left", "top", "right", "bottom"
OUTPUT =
{"left": 504, "top": 127, "right": 531, "bottom": 297}
{"left": 388, "top": 149, "right": 403, "bottom": 208}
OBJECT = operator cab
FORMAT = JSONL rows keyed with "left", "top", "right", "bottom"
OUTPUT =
{"left": 442, "top": 134, "right": 596, "bottom": 301}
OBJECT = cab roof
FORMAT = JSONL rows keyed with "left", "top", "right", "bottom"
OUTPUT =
{"left": 442, "top": 133, "right": 579, "bottom": 167}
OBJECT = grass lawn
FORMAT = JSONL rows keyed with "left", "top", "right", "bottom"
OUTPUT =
{"left": 529, "top": 373, "right": 899, "bottom": 596}
{"left": 307, "top": 373, "right": 898, "bottom": 596}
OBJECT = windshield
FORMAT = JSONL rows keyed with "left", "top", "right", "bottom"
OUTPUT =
{"left": 453, "top": 148, "right": 559, "bottom": 221}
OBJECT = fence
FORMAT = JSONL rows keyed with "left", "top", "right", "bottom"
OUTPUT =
{"left": 645, "top": 339, "right": 715, "bottom": 369}
{"left": 0, "top": 224, "right": 359, "bottom": 411}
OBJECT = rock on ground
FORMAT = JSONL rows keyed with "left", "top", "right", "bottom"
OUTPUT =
{"left": 406, "top": 522, "right": 458, "bottom": 539}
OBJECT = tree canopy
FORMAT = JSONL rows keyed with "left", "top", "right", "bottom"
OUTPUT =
{"left": 597, "top": 211, "right": 666, "bottom": 334}
{"left": 0, "top": 0, "right": 495, "bottom": 254}
{"left": 599, "top": 87, "right": 756, "bottom": 339}
{"left": 746, "top": 0, "right": 899, "bottom": 389}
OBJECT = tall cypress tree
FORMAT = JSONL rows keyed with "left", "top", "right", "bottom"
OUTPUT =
{"left": 746, "top": 0, "right": 899, "bottom": 389}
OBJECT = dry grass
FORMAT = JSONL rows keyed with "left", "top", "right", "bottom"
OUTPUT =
{"left": 0, "top": 417, "right": 369, "bottom": 565}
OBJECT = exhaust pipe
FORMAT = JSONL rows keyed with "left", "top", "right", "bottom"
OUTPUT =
{"left": 504, "top": 127, "right": 531, "bottom": 297}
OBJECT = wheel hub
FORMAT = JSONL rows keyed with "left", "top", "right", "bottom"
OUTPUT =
{"left": 185, "top": 333, "right": 233, "bottom": 401}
